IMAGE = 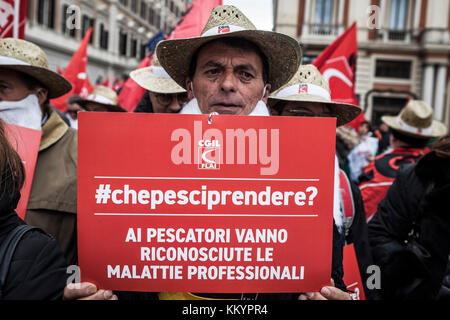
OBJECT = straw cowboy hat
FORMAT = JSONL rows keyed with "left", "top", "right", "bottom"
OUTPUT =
{"left": 130, "top": 53, "right": 186, "bottom": 94}
{"left": 77, "top": 86, "right": 126, "bottom": 112}
{"left": 382, "top": 100, "right": 447, "bottom": 139}
{"left": 269, "top": 64, "right": 361, "bottom": 127}
{"left": 156, "top": 5, "right": 302, "bottom": 91}
{"left": 0, "top": 38, "right": 72, "bottom": 99}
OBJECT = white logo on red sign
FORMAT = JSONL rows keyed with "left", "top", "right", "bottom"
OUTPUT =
{"left": 198, "top": 139, "right": 221, "bottom": 170}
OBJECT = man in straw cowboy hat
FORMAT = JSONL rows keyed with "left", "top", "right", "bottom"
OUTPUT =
{"left": 0, "top": 38, "right": 80, "bottom": 266}
{"left": 77, "top": 85, "right": 126, "bottom": 113}
{"left": 155, "top": 5, "right": 352, "bottom": 301}
{"left": 131, "top": 53, "right": 189, "bottom": 114}
{"left": 269, "top": 64, "right": 377, "bottom": 300}
{"left": 63, "top": 4, "right": 351, "bottom": 301}
{"left": 359, "top": 100, "right": 447, "bottom": 222}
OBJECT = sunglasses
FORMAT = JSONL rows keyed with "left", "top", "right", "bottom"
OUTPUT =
{"left": 153, "top": 92, "right": 189, "bottom": 107}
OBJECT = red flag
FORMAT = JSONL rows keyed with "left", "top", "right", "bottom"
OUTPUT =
{"left": 118, "top": 0, "right": 223, "bottom": 112}
{"left": 167, "top": 0, "right": 223, "bottom": 40}
{"left": 117, "top": 55, "right": 152, "bottom": 112}
{"left": 0, "top": 0, "right": 28, "bottom": 39}
{"left": 313, "top": 23, "right": 366, "bottom": 129}
{"left": 51, "top": 28, "right": 93, "bottom": 112}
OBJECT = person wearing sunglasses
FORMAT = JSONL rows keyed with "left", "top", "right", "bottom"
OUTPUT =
{"left": 131, "top": 53, "right": 189, "bottom": 114}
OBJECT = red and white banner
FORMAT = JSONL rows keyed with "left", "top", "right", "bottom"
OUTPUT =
{"left": 343, "top": 244, "right": 366, "bottom": 300}
{"left": 78, "top": 113, "right": 336, "bottom": 293}
{"left": 0, "top": 0, "right": 28, "bottom": 39}
{"left": 5, "top": 122, "right": 41, "bottom": 220}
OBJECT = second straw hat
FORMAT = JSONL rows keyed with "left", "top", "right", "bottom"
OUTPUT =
{"left": 269, "top": 64, "right": 361, "bottom": 127}
{"left": 130, "top": 54, "right": 186, "bottom": 94}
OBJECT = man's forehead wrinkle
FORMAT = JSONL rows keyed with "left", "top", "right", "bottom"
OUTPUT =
{"left": 200, "top": 56, "right": 260, "bottom": 74}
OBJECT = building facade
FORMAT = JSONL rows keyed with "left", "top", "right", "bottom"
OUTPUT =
{"left": 274, "top": 0, "right": 450, "bottom": 128}
{"left": 26, "top": 0, "right": 191, "bottom": 84}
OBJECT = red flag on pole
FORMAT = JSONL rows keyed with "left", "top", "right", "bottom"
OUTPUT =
{"left": 51, "top": 28, "right": 93, "bottom": 112}
{"left": 117, "top": 0, "right": 223, "bottom": 112}
{"left": 0, "top": 0, "right": 28, "bottom": 39}
{"left": 312, "top": 22, "right": 366, "bottom": 129}
{"left": 167, "top": 0, "right": 223, "bottom": 40}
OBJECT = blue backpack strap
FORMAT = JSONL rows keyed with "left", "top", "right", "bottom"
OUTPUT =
{"left": 0, "top": 224, "right": 42, "bottom": 298}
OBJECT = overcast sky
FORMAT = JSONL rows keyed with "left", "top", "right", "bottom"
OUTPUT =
{"left": 223, "top": 0, "right": 274, "bottom": 31}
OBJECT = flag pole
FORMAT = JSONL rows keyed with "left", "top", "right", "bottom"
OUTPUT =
{"left": 13, "top": 0, "right": 21, "bottom": 38}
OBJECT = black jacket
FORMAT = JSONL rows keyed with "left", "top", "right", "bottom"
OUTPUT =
{"left": 368, "top": 151, "right": 450, "bottom": 299}
{"left": 0, "top": 183, "right": 68, "bottom": 300}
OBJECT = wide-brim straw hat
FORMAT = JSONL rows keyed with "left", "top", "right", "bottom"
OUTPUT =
{"left": 268, "top": 64, "right": 361, "bottom": 127}
{"left": 156, "top": 5, "right": 302, "bottom": 92}
{"left": 130, "top": 54, "right": 185, "bottom": 94}
{"left": 0, "top": 38, "right": 72, "bottom": 99}
{"left": 382, "top": 100, "right": 447, "bottom": 139}
{"left": 77, "top": 86, "right": 126, "bottom": 112}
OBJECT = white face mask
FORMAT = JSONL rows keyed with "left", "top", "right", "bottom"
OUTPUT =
{"left": 0, "top": 94, "right": 43, "bottom": 131}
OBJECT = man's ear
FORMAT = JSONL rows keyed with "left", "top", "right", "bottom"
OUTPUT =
{"left": 186, "top": 78, "right": 195, "bottom": 100}
{"left": 35, "top": 87, "right": 48, "bottom": 106}
{"left": 261, "top": 83, "right": 271, "bottom": 104}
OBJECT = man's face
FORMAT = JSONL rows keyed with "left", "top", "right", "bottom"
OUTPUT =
{"left": 0, "top": 68, "right": 38, "bottom": 102}
{"left": 66, "top": 102, "right": 84, "bottom": 120}
{"left": 187, "top": 41, "right": 270, "bottom": 115}
{"left": 149, "top": 91, "right": 189, "bottom": 113}
{"left": 0, "top": 68, "right": 48, "bottom": 113}
{"left": 358, "top": 123, "right": 370, "bottom": 136}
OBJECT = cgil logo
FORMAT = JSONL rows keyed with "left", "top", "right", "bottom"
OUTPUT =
{"left": 171, "top": 121, "right": 279, "bottom": 175}
{"left": 198, "top": 139, "right": 221, "bottom": 170}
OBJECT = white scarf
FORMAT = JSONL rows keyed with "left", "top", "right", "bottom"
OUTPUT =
{"left": 0, "top": 94, "right": 43, "bottom": 131}
{"left": 180, "top": 98, "right": 270, "bottom": 116}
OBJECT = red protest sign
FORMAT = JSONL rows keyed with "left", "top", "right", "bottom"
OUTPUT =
{"left": 343, "top": 244, "right": 366, "bottom": 300}
{"left": 5, "top": 123, "right": 41, "bottom": 220}
{"left": 78, "top": 112, "right": 336, "bottom": 293}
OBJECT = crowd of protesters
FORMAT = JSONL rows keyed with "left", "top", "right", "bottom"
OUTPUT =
{"left": 0, "top": 5, "right": 449, "bottom": 301}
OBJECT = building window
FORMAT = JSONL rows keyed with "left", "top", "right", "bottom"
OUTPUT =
{"left": 140, "top": 43, "right": 147, "bottom": 60}
{"left": 119, "top": 0, "right": 128, "bottom": 7}
{"left": 99, "top": 23, "right": 109, "bottom": 50}
{"left": 37, "top": 0, "right": 55, "bottom": 29}
{"left": 82, "top": 15, "right": 95, "bottom": 43}
{"left": 131, "top": 0, "right": 138, "bottom": 13}
{"left": 61, "top": 4, "right": 76, "bottom": 38}
{"left": 313, "top": 0, "right": 334, "bottom": 35}
{"left": 119, "top": 29, "right": 128, "bottom": 56}
{"left": 140, "top": 1, "right": 147, "bottom": 19}
{"left": 372, "top": 97, "right": 408, "bottom": 125}
{"left": 149, "top": 8, "right": 155, "bottom": 25}
{"left": 375, "top": 59, "right": 412, "bottom": 79}
{"left": 384, "top": 0, "right": 410, "bottom": 41}
{"left": 389, "top": 0, "right": 409, "bottom": 30}
{"left": 130, "top": 36, "right": 138, "bottom": 58}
